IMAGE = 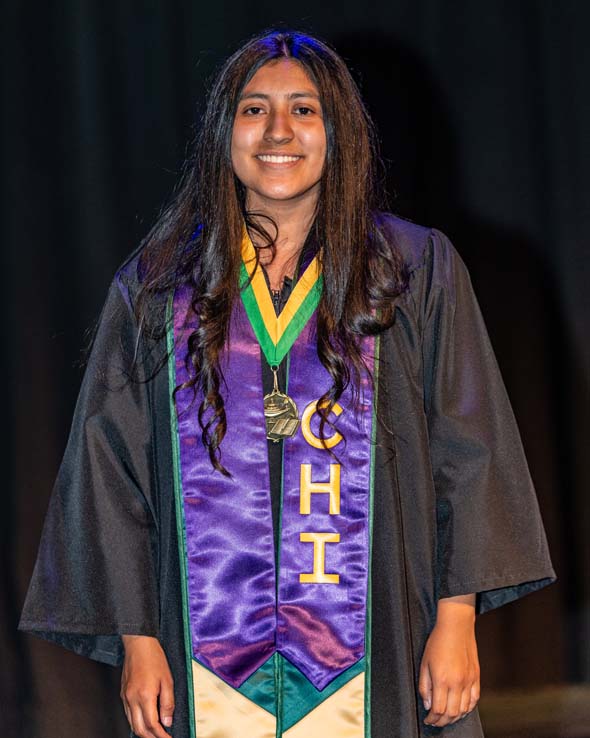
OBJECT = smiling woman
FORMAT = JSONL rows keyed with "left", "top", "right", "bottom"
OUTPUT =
{"left": 19, "top": 27, "right": 555, "bottom": 738}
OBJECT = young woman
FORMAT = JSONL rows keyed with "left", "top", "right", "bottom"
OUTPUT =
{"left": 20, "top": 28, "right": 555, "bottom": 738}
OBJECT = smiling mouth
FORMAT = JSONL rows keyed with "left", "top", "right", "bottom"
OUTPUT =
{"left": 256, "top": 154, "right": 302, "bottom": 163}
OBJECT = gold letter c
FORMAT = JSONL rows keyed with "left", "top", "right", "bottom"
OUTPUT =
{"left": 301, "top": 400, "right": 344, "bottom": 449}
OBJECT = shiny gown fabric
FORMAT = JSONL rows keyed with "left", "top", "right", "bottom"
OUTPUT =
{"left": 19, "top": 213, "right": 556, "bottom": 737}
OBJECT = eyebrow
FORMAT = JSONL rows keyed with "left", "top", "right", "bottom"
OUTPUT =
{"left": 239, "top": 91, "right": 320, "bottom": 101}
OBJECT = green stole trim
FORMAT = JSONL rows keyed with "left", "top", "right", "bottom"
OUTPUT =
{"left": 166, "top": 293, "right": 196, "bottom": 735}
{"left": 365, "top": 333, "right": 380, "bottom": 736}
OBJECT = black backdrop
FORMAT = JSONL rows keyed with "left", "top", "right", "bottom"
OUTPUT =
{"left": 3, "top": 2, "right": 589, "bottom": 736}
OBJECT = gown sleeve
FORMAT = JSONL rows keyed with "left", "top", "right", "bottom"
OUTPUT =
{"left": 18, "top": 272, "right": 160, "bottom": 665}
{"left": 422, "top": 228, "right": 556, "bottom": 614}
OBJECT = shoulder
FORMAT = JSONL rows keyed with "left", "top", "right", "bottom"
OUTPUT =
{"left": 373, "top": 211, "right": 469, "bottom": 291}
{"left": 373, "top": 211, "right": 431, "bottom": 270}
{"left": 112, "top": 242, "right": 148, "bottom": 312}
{"left": 113, "top": 224, "right": 201, "bottom": 311}
{"left": 109, "top": 241, "right": 170, "bottom": 348}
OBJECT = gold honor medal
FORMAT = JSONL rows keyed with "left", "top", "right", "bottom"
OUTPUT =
{"left": 263, "top": 366, "right": 299, "bottom": 442}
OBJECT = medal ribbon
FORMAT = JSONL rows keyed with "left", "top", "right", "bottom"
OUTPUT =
{"left": 239, "top": 226, "right": 323, "bottom": 365}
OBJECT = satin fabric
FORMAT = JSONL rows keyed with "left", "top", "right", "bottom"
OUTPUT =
{"left": 283, "top": 672, "right": 365, "bottom": 738}
{"left": 173, "top": 289, "right": 277, "bottom": 689}
{"left": 173, "top": 283, "right": 375, "bottom": 691}
{"left": 278, "top": 319, "right": 375, "bottom": 690}
{"left": 191, "top": 657, "right": 366, "bottom": 738}
{"left": 192, "top": 659, "right": 276, "bottom": 738}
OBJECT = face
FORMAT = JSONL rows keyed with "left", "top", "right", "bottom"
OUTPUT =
{"left": 231, "top": 58, "right": 327, "bottom": 211}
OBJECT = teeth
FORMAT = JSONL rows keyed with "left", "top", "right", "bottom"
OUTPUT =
{"left": 257, "top": 154, "right": 300, "bottom": 163}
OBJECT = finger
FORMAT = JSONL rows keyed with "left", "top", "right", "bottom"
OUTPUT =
{"left": 130, "top": 702, "right": 148, "bottom": 738}
{"left": 139, "top": 695, "right": 171, "bottom": 738}
{"left": 418, "top": 661, "right": 433, "bottom": 711}
{"left": 119, "top": 689, "right": 129, "bottom": 722}
{"left": 444, "top": 684, "right": 463, "bottom": 725}
{"left": 424, "top": 682, "right": 448, "bottom": 725}
{"left": 121, "top": 700, "right": 132, "bottom": 732}
{"left": 158, "top": 679, "right": 175, "bottom": 730}
{"left": 121, "top": 693, "right": 137, "bottom": 736}
{"left": 451, "top": 686, "right": 472, "bottom": 723}
{"left": 468, "top": 680, "right": 481, "bottom": 713}
{"left": 120, "top": 681, "right": 131, "bottom": 728}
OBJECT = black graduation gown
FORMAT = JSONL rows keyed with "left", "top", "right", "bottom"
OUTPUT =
{"left": 19, "top": 213, "right": 556, "bottom": 738}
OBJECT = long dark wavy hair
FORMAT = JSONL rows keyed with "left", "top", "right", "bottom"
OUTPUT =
{"left": 133, "top": 28, "right": 410, "bottom": 475}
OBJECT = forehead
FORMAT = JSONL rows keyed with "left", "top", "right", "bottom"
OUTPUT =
{"left": 242, "top": 58, "right": 319, "bottom": 95}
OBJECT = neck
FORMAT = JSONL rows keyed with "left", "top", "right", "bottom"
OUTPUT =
{"left": 245, "top": 191, "right": 318, "bottom": 291}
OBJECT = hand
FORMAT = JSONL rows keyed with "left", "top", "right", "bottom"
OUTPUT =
{"left": 120, "top": 635, "right": 175, "bottom": 738}
{"left": 418, "top": 594, "right": 480, "bottom": 727}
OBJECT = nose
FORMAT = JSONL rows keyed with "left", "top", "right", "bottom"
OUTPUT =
{"left": 263, "top": 110, "right": 293, "bottom": 144}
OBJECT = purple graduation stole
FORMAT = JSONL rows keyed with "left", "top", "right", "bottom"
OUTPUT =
{"left": 167, "top": 227, "right": 378, "bottom": 737}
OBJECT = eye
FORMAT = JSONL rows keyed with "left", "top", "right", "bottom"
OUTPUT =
{"left": 243, "top": 106, "right": 265, "bottom": 115}
{"left": 294, "top": 106, "right": 315, "bottom": 115}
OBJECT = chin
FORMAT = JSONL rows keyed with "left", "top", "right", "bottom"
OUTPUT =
{"left": 253, "top": 184, "right": 320, "bottom": 204}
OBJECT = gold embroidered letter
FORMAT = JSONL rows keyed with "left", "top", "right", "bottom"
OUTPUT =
{"left": 301, "top": 400, "right": 344, "bottom": 449}
{"left": 300, "top": 464, "right": 341, "bottom": 515}
{"left": 299, "top": 532, "right": 340, "bottom": 584}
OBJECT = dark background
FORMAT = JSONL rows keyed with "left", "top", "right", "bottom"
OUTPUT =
{"left": 2, "top": 2, "right": 588, "bottom": 736}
